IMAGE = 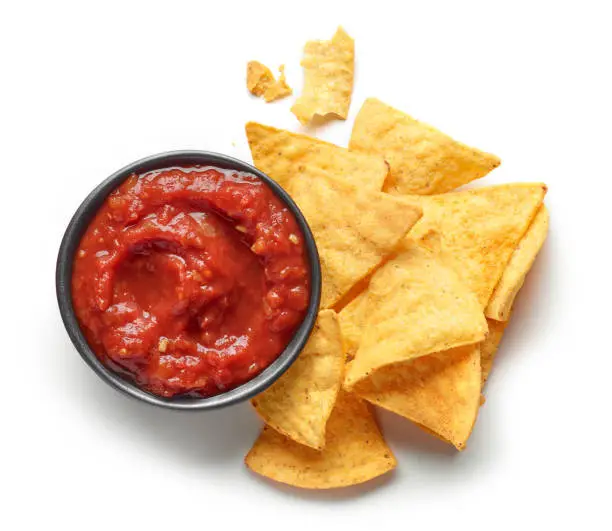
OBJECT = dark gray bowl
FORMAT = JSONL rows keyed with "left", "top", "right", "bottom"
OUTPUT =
{"left": 56, "top": 151, "right": 321, "bottom": 410}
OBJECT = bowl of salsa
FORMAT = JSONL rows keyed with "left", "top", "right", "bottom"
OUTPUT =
{"left": 56, "top": 151, "right": 321, "bottom": 410}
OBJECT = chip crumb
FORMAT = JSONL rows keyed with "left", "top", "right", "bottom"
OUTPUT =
{"left": 77, "top": 249, "right": 86, "bottom": 258}
{"left": 235, "top": 225, "right": 247, "bottom": 233}
{"left": 247, "top": 61, "right": 292, "bottom": 103}
{"left": 158, "top": 337, "right": 169, "bottom": 353}
{"left": 288, "top": 233, "right": 299, "bottom": 244}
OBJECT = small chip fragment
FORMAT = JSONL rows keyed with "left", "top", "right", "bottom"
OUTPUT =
{"left": 245, "top": 391, "right": 396, "bottom": 489}
{"left": 291, "top": 27, "right": 354, "bottom": 125}
{"left": 246, "top": 61, "right": 292, "bottom": 102}
{"left": 349, "top": 98, "right": 501, "bottom": 195}
{"left": 251, "top": 310, "right": 344, "bottom": 450}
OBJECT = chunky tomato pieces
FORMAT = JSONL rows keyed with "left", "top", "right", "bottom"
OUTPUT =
{"left": 72, "top": 166, "right": 310, "bottom": 397}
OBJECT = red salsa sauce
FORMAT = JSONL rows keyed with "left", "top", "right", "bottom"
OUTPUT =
{"left": 72, "top": 166, "right": 310, "bottom": 398}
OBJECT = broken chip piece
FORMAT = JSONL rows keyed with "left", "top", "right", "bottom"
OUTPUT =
{"left": 291, "top": 27, "right": 355, "bottom": 125}
{"left": 247, "top": 61, "right": 292, "bottom": 102}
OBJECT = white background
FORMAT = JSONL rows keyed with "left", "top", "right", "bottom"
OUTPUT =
{"left": 1, "top": 1, "right": 611, "bottom": 529}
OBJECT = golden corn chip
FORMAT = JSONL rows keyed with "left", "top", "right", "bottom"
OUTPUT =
{"left": 288, "top": 174, "right": 422, "bottom": 308}
{"left": 486, "top": 205, "right": 549, "bottom": 321}
{"left": 338, "top": 290, "right": 368, "bottom": 361}
{"left": 352, "top": 345, "right": 482, "bottom": 451}
{"left": 245, "top": 391, "right": 397, "bottom": 489}
{"left": 481, "top": 318, "right": 508, "bottom": 385}
{"left": 251, "top": 310, "right": 343, "bottom": 450}
{"left": 245, "top": 122, "right": 388, "bottom": 192}
{"left": 344, "top": 241, "right": 487, "bottom": 388}
{"left": 410, "top": 183, "right": 547, "bottom": 308}
{"left": 291, "top": 27, "right": 354, "bottom": 125}
{"left": 349, "top": 98, "right": 501, "bottom": 195}
{"left": 246, "top": 62, "right": 292, "bottom": 102}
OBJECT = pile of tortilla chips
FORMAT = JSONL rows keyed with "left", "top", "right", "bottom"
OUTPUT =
{"left": 243, "top": 30, "right": 548, "bottom": 491}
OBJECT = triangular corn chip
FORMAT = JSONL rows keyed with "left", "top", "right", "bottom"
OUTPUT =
{"left": 481, "top": 318, "right": 509, "bottom": 385}
{"left": 344, "top": 241, "right": 487, "bottom": 387}
{"left": 287, "top": 174, "right": 422, "bottom": 308}
{"left": 251, "top": 310, "right": 344, "bottom": 450}
{"left": 245, "top": 391, "right": 396, "bottom": 489}
{"left": 245, "top": 122, "right": 388, "bottom": 192}
{"left": 486, "top": 205, "right": 549, "bottom": 320}
{"left": 291, "top": 27, "right": 354, "bottom": 125}
{"left": 351, "top": 345, "right": 482, "bottom": 451}
{"left": 349, "top": 98, "right": 501, "bottom": 195}
{"left": 410, "top": 183, "right": 547, "bottom": 308}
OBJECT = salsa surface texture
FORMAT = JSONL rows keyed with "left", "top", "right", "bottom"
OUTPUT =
{"left": 72, "top": 165, "right": 310, "bottom": 398}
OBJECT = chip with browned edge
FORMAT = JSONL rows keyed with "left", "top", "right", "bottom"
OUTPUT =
{"left": 287, "top": 174, "right": 422, "bottom": 309}
{"left": 481, "top": 318, "right": 509, "bottom": 385}
{"left": 409, "top": 184, "right": 547, "bottom": 308}
{"left": 245, "top": 122, "right": 388, "bottom": 192}
{"left": 251, "top": 310, "right": 343, "bottom": 450}
{"left": 351, "top": 344, "right": 482, "bottom": 451}
{"left": 486, "top": 205, "right": 549, "bottom": 321}
{"left": 344, "top": 241, "right": 487, "bottom": 388}
{"left": 349, "top": 98, "right": 501, "bottom": 196}
{"left": 245, "top": 391, "right": 396, "bottom": 489}
{"left": 291, "top": 27, "right": 354, "bottom": 125}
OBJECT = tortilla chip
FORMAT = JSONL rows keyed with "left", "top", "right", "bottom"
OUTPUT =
{"left": 410, "top": 183, "right": 547, "bottom": 308}
{"left": 251, "top": 310, "right": 343, "bottom": 450}
{"left": 344, "top": 241, "right": 487, "bottom": 388}
{"left": 352, "top": 345, "right": 482, "bottom": 451}
{"left": 287, "top": 174, "right": 422, "bottom": 308}
{"left": 245, "top": 391, "right": 396, "bottom": 489}
{"left": 246, "top": 62, "right": 292, "bottom": 102}
{"left": 245, "top": 122, "right": 388, "bottom": 192}
{"left": 349, "top": 98, "right": 501, "bottom": 195}
{"left": 338, "top": 290, "right": 368, "bottom": 361}
{"left": 481, "top": 318, "right": 508, "bottom": 385}
{"left": 291, "top": 27, "right": 354, "bottom": 125}
{"left": 485, "top": 205, "right": 549, "bottom": 321}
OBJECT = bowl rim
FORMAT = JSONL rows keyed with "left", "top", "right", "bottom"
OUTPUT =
{"left": 56, "top": 150, "right": 322, "bottom": 410}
